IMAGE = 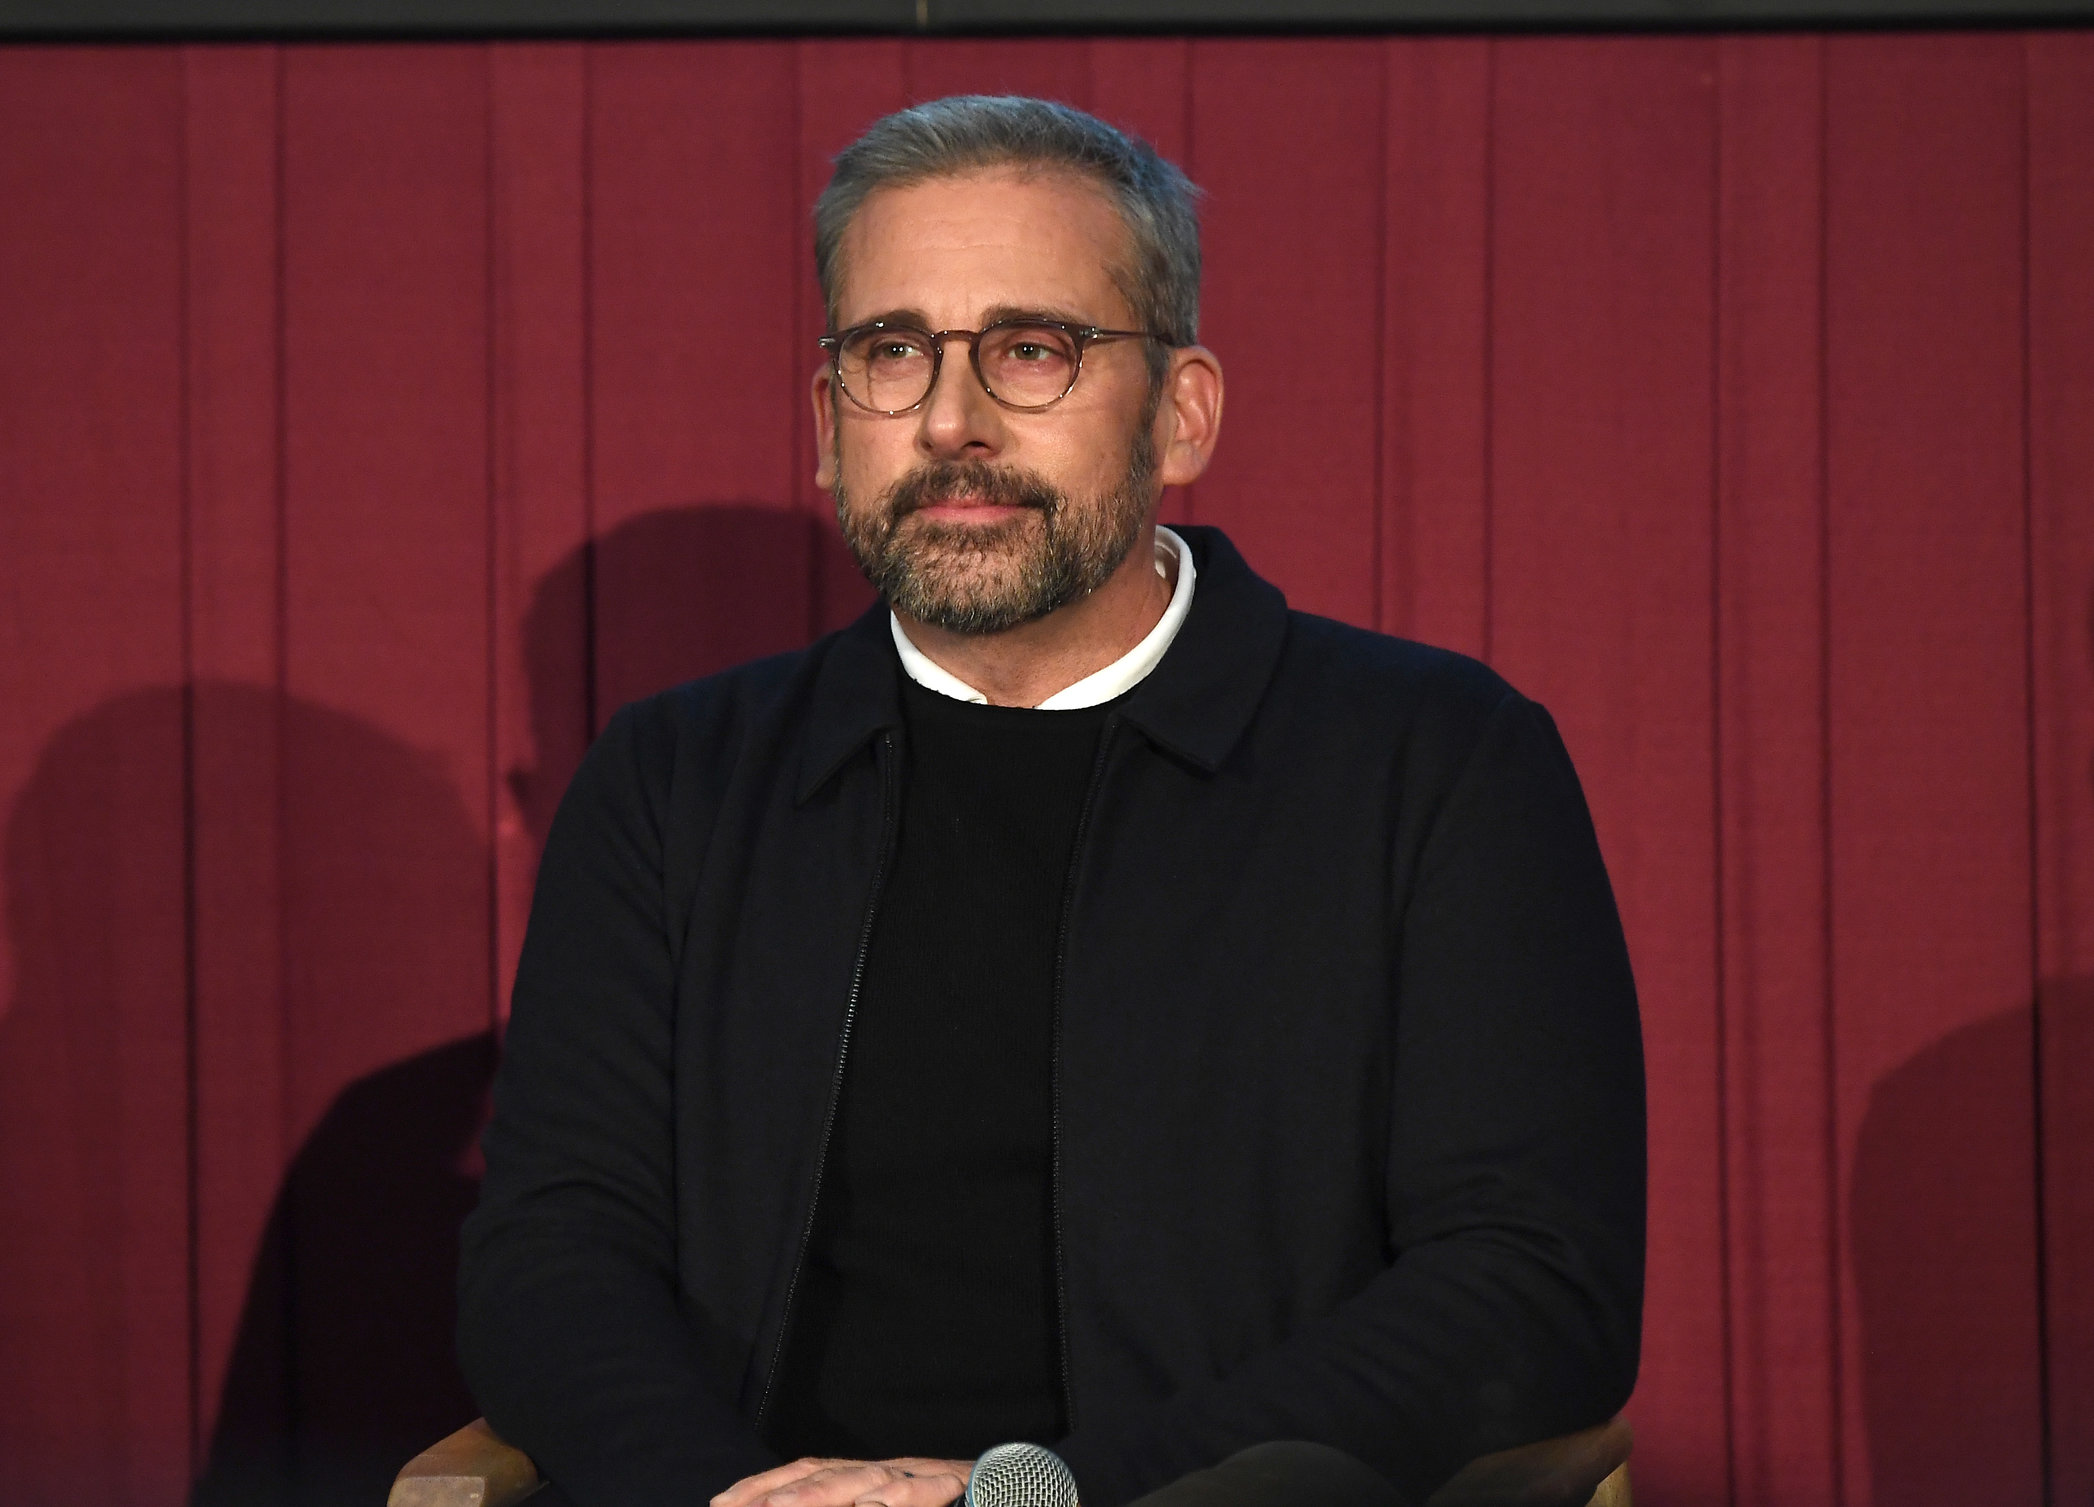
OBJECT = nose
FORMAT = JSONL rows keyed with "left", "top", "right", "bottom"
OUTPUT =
{"left": 916, "top": 333, "right": 1006, "bottom": 460}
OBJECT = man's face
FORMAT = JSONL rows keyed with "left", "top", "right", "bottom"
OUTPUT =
{"left": 814, "top": 168, "right": 1161, "bottom": 635}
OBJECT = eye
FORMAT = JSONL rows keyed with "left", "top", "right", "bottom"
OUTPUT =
{"left": 870, "top": 338, "right": 922, "bottom": 361}
{"left": 1008, "top": 341, "right": 1055, "bottom": 363}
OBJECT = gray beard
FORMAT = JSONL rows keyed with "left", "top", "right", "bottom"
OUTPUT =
{"left": 834, "top": 422, "right": 1157, "bottom": 637}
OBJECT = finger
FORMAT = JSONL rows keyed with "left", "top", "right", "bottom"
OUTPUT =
{"left": 879, "top": 1458, "right": 972, "bottom": 1491}
{"left": 751, "top": 1461, "right": 914, "bottom": 1506}
{"left": 853, "top": 1468, "right": 968, "bottom": 1507}
{"left": 729, "top": 1458, "right": 970, "bottom": 1507}
{"left": 712, "top": 1457, "right": 844, "bottom": 1507}
{"left": 896, "top": 1458, "right": 971, "bottom": 1506}
{"left": 714, "top": 1459, "right": 829, "bottom": 1507}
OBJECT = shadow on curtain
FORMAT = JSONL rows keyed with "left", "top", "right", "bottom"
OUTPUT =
{"left": 178, "top": 503, "right": 856, "bottom": 1504}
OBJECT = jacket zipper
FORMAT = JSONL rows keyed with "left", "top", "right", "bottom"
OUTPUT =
{"left": 1048, "top": 714, "right": 1119, "bottom": 1434}
{"left": 756, "top": 730, "right": 901, "bottom": 1428}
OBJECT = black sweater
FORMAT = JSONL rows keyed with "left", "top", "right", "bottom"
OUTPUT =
{"left": 459, "top": 527, "right": 1645, "bottom": 1507}
{"left": 762, "top": 680, "right": 1107, "bottom": 1460}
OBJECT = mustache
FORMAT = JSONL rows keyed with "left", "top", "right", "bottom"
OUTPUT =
{"left": 882, "top": 459, "right": 1062, "bottom": 519}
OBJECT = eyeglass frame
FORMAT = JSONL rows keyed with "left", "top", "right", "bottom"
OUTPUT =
{"left": 818, "top": 316, "right": 1163, "bottom": 416}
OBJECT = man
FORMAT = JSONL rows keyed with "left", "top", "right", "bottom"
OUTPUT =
{"left": 459, "top": 96, "right": 1643, "bottom": 1507}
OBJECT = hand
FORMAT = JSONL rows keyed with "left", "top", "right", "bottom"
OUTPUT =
{"left": 712, "top": 1455, "right": 972, "bottom": 1507}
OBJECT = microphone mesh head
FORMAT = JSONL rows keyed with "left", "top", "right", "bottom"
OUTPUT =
{"left": 965, "top": 1441, "right": 1079, "bottom": 1507}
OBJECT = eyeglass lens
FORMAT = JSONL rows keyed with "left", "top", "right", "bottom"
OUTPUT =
{"left": 838, "top": 323, "right": 1081, "bottom": 412}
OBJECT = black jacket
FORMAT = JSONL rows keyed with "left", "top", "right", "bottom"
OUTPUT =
{"left": 458, "top": 526, "right": 1645, "bottom": 1507}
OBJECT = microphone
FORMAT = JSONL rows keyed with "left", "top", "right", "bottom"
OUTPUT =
{"left": 964, "top": 1441, "right": 1079, "bottom": 1507}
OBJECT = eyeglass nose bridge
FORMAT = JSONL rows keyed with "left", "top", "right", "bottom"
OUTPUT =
{"left": 914, "top": 327, "right": 1007, "bottom": 413}
{"left": 823, "top": 319, "right": 1125, "bottom": 417}
{"left": 886, "top": 326, "right": 1060, "bottom": 416}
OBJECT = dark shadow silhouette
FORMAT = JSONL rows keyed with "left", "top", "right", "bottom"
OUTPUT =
{"left": 192, "top": 1034, "right": 496, "bottom": 1507}
{"left": 511, "top": 504, "right": 870, "bottom": 846}
{"left": 0, "top": 685, "right": 493, "bottom": 1507}
{"left": 1851, "top": 1001, "right": 2063, "bottom": 1506}
{"left": 2034, "top": 969, "right": 2094, "bottom": 1507}
{"left": 139, "top": 686, "right": 494, "bottom": 1507}
{"left": 0, "top": 685, "right": 192, "bottom": 1507}
{"left": 1851, "top": 588, "right": 2094, "bottom": 1506}
{"left": 177, "top": 504, "right": 868, "bottom": 1506}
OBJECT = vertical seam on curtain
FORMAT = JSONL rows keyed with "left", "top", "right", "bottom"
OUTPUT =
{"left": 2018, "top": 34, "right": 2056, "bottom": 1507}
{"left": 1479, "top": 40, "right": 1495, "bottom": 666}
{"left": 1707, "top": 36, "right": 1738, "bottom": 1507}
{"left": 795, "top": 42, "right": 819, "bottom": 645}
{"left": 1813, "top": 36, "right": 1845, "bottom": 1506}
{"left": 1371, "top": 41, "right": 1389, "bottom": 636}
{"left": 269, "top": 38, "right": 300, "bottom": 1460}
{"left": 176, "top": 41, "right": 204, "bottom": 1484}
{"left": 483, "top": 43, "right": 502, "bottom": 1035}
{"left": 581, "top": 45, "right": 599, "bottom": 743}
{"left": 269, "top": 35, "right": 292, "bottom": 1234}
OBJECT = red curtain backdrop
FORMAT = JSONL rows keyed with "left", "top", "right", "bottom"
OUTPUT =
{"left": 1, "top": 32, "right": 2089, "bottom": 1507}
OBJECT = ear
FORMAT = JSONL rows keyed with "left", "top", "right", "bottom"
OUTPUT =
{"left": 1153, "top": 345, "right": 1224, "bottom": 489}
{"left": 812, "top": 365, "right": 840, "bottom": 492}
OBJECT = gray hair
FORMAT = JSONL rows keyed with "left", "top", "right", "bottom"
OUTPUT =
{"left": 814, "top": 95, "right": 1203, "bottom": 371}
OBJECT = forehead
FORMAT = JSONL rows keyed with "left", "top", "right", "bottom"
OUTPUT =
{"left": 835, "top": 167, "right": 1134, "bottom": 326}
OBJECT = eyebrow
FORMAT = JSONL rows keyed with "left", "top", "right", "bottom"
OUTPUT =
{"left": 844, "top": 303, "right": 1102, "bottom": 332}
{"left": 852, "top": 307, "right": 932, "bottom": 330}
{"left": 981, "top": 302, "right": 1097, "bottom": 327}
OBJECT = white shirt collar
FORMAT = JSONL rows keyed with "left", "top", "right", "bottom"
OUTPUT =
{"left": 890, "top": 526, "right": 1197, "bottom": 710}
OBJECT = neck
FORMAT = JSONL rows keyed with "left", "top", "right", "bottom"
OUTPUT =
{"left": 896, "top": 527, "right": 1175, "bottom": 708}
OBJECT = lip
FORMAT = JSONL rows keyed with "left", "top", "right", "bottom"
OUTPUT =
{"left": 913, "top": 500, "right": 1027, "bottom": 522}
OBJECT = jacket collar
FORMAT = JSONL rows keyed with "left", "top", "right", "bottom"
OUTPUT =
{"left": 1114, "top": 525, "right": 1288, "bottom": 772}
{"left": 795, "top": 524, "right": 1288, "bottom": 802}
{"left": 797, "top": 603, "right": 906, "bottom": 803}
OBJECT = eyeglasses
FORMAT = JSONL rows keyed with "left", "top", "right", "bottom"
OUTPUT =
{"left": 819, "top": 317, "right": 1160, "bottom": 416}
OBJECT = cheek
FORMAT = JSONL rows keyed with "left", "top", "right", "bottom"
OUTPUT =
{"left": 833, "top": 420, "right": 906, "bottom": 496}
{"left": 1057, "top": 419, "right": 1145, "bottom": 493}
{"left": 1004, "top": 405, "right": 1118, "bottom": 479}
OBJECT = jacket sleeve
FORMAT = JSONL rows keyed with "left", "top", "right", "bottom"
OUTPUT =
{"left": 457, "top": 702, "right": 780, "bottom": 1507}
{"left": 1053, "top": 691, "right": 1646, "bottom": 1507}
